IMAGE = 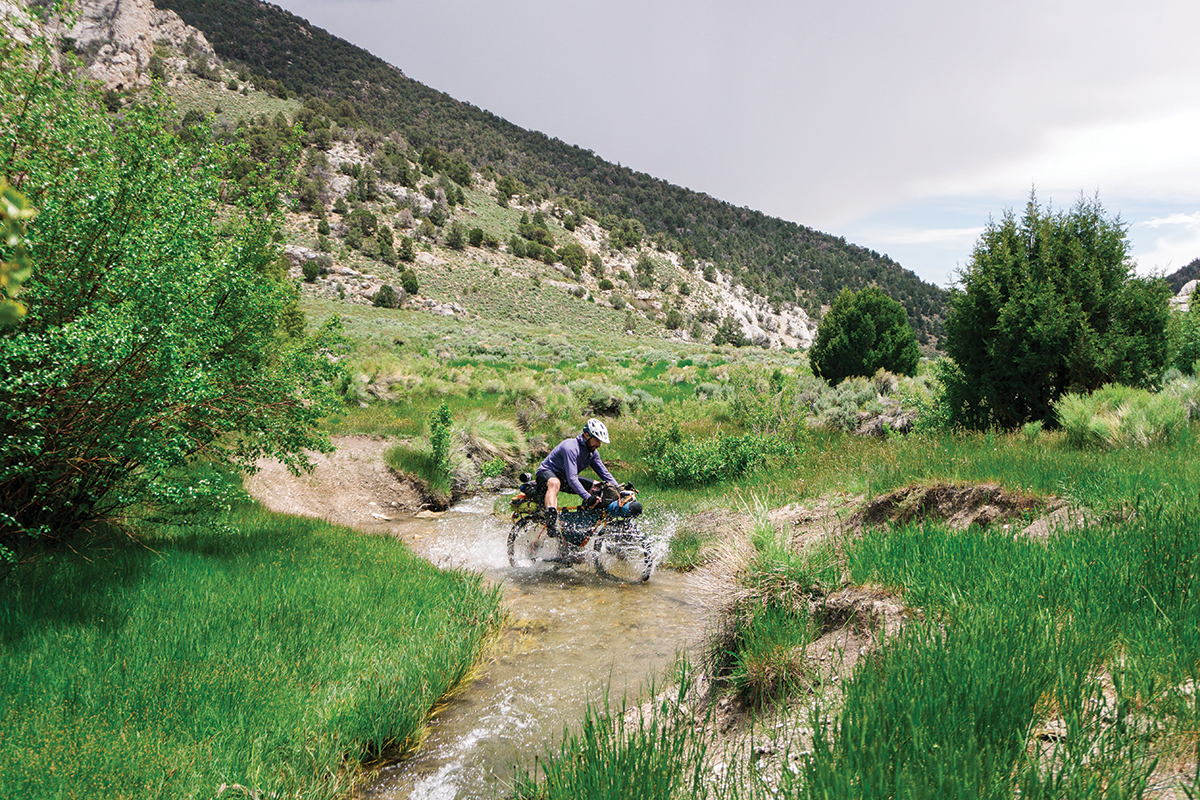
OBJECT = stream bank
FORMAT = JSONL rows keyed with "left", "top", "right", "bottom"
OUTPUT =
{"left": 246, "top": 439, "right": 712, "bottom": 799}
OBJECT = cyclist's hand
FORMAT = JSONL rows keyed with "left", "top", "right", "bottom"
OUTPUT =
{"left": 584, "top": 494, "right": 602, "bottom": 510}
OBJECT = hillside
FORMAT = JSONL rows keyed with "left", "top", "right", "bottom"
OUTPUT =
{"left": 1166, "top": 257, "right": 1200, "bottom": 294}
{"left": 153, "top": 0, "right": 947, "bottom": 346}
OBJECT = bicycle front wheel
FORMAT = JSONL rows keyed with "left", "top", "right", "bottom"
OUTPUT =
{"left": 594, "top": 531, "right": 652, "bottom": 583}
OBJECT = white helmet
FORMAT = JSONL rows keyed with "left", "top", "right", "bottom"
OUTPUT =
{"left": 584, "top": 418, "right": 610, "bottom": 444}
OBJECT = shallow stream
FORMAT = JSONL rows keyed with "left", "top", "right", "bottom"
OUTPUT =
{"left": 358, "top": 496, "right": 708, "bottom": 799}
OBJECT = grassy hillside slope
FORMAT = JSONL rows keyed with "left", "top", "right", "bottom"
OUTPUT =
{"left": 155, "top": 0, "right": 947, "bottom": 344}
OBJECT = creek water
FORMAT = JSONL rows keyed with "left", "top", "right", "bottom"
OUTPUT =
{"left": 358, "top": 496, "right": 708, "bottom": 800}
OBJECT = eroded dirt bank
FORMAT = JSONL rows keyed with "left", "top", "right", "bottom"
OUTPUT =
{"left": 243, "top": 435, "right": 424, "bottom": 528}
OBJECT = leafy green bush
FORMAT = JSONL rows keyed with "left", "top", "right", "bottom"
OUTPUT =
{"left": 712, "top": 315, "right": 748, "bottom": 347}
{"left": 398, "top": 235, "right": 415, "bottom": 261}
{"left": 641, "top": 422, "right": 792, "bottom": 486}
{"left": 400, "top": 268, "right": 419, "bottom": 295}
{"left": 372, "top": 284, "right": 400, "bottom": 308}
{"left": 0, "top": 180, "right": 33, "bottom": 326}
{"left": 1, "top": 50, "right": 339, "bottom": 558}
{"left": 608, "top": 218, "right": 644, "bottom": 249}
{"left": 726, "top": 365, "right": 810, "bottom": 443}
{"left": 1054, "top": 384, "right": 1187, "bottom": 449}
{"left": 445, "top": 220, "right": 466, "bottom": 250}
{"left": 558, "top": 241, "right": 586, "bottom": 275}
{"left": 810, "top": 286, "right": 919, "bottom": 384}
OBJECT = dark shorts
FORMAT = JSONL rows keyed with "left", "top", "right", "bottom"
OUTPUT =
{"left": 535, "top": 470, "right": 596, "bottom": 498}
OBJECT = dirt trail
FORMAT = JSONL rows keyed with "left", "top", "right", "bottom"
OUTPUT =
{"left": 243, "top": 435, "right": 424, "bottom": 528}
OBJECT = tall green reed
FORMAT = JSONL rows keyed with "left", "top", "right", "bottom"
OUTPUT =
{"left": 808, "top": 497, "right": 1200, "bottom": 799}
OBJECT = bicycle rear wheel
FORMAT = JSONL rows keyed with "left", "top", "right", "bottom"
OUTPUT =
{"left": 508, "top": 521, "right": 560, "bottom": 568}
{"left": 593, "top": 530, "right": 652, "bottom": 583}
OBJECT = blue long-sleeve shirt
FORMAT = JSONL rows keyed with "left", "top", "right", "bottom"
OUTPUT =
{"left": 537, "top": 433, "right": 617, "bottom": 498}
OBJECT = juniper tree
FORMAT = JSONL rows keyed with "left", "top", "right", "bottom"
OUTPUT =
{"left": 943, "top": 194, "right": 1170, "bottom": 428}
{"left": 810, "top": 286, "right": 918, "bottom": 385}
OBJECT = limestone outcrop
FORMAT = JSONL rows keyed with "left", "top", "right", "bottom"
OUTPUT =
{"left": 3, "top": 0, "right": 212, "bottom": 91}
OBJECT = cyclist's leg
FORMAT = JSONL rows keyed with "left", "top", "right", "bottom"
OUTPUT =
{"left": 536, "top": 471, "right": 561, "bottom": 536}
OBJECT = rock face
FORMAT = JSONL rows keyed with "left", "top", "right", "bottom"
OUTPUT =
{"left": 59, "top": 0, "right": 214, "bottom": 90}
{"left": 1172, "top": 279, "right": 1198, "bottom": 313}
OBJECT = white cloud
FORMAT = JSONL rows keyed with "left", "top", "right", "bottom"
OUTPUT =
{"left": 1129, "top": 212, "right": 1200, "bottom": 275}
{"left": 916, "top": 109, "right": 1200, "bottom": 208}
{"left": 1139, "top": 212, "right": 1200, "bottom": 230}
{"left": 872, "top": 227, "right": 986, "bottom": 247}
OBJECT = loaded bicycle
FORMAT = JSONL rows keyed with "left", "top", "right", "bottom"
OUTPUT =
{"left": 508, "top": 473, "right": 653, "bottom": 583}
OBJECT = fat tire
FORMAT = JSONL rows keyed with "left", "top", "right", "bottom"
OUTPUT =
{"left": 508, "top": 521, "right": 536, "bottom": 567}
{"left": 594, "top": 529, "right": 652, "bottom": 583}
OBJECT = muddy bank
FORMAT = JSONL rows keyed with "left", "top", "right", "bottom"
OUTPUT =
{"left": 244, "top": 435, "right": 424, "bottom": 528}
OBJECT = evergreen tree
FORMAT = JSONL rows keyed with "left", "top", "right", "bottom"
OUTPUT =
{"left": 810, "top": 286, "right": 918, "bottom": 385}
{"left": 943, "top": 194, "right": 1170, "bottom": 428}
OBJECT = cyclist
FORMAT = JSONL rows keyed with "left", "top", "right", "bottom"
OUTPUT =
{"left": 536, "top": 418, "right": 618, "bottom": 537}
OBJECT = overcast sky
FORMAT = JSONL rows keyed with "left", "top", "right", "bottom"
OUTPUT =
{"left": 270, "top": 0, "right": 1200, "bottom": 288}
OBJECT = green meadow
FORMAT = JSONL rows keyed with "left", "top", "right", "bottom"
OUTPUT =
{"left": 0, "top": 490, "right": 501, "bottom": 799}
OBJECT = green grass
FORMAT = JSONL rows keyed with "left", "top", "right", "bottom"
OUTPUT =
{"left": 709, "top": 514, "right": 837, "bottom": 705}
{"left": 481, "top": 357, "right": 1200, "bottom": 798}
{"left": 385, "top": 442, "right": 451, "bottom": 505}
{"left": 510, "top": 668, "right": 744, "bottom": 800}
{"left": 0, "top": 502, "right": 502, "bottom": 799}
{"left": 663, "top": 526, "right": 710, "bottom": 571}
{"left": 785, "top": 498, "right": 1200, "bottom": 799}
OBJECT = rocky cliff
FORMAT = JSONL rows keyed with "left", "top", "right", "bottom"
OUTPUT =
{"left": 0, "top": 0, "right": 213, "bottom": 90}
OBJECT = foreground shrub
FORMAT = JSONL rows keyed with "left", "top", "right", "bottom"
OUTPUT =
{"left": 1055, "top": 384, "right": 1187, "bottom": 449}
{"left": 0, "top": 43, "right": 339, "bottom": 560}
{"left": 642, "top": 422, "right": 793, "bottom": 486}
